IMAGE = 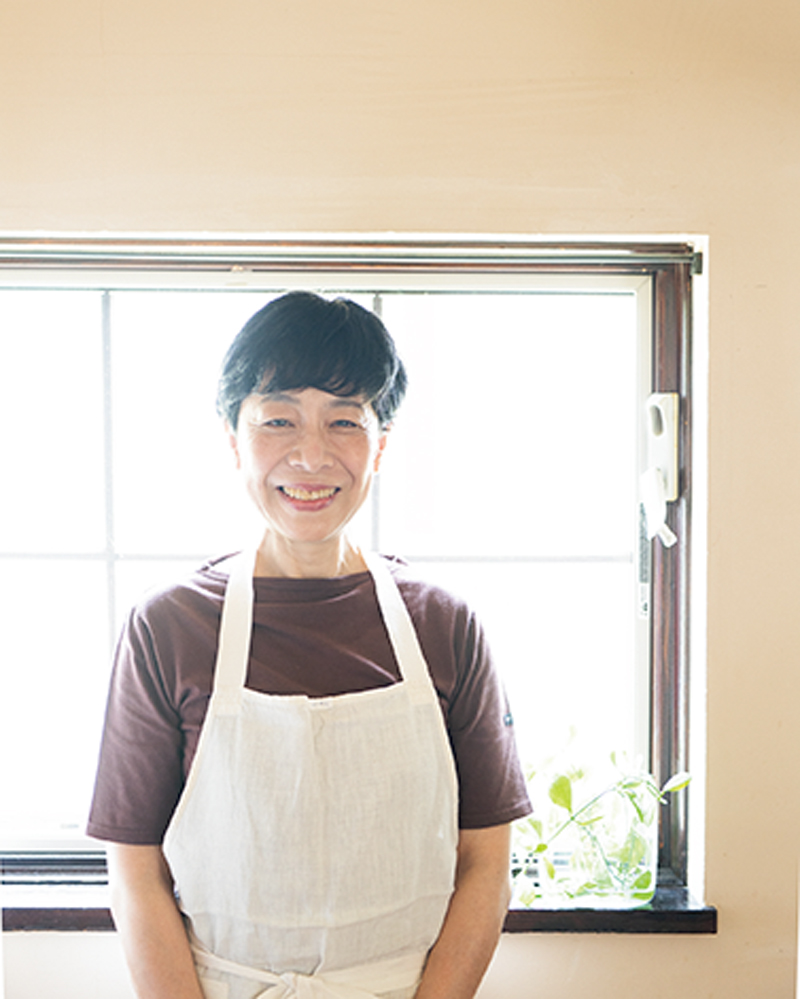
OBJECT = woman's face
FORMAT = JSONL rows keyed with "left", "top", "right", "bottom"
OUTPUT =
{"left": 229, "top": 386, "right": 387, "bottom": 551}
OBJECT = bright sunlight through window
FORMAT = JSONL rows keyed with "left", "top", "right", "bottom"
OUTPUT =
{"left": 0, "top": 280, "right": 648, "bottom": 847}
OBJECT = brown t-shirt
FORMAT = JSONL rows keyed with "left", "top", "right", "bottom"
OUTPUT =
{"left": 87, "top": 554, "right": 531, "bottom": 844}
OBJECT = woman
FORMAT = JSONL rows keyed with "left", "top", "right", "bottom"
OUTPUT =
{"left": 88, "top": 291, "right": 530, "bottom": 999}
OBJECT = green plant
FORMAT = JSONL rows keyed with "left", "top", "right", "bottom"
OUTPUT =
{"left": 512, "top": 756, "right": 690, "bottom": 908}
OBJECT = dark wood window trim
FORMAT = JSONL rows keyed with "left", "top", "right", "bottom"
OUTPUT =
{"left": 3, "top": 905, "right": 115, "bottom": 933}
{"left": 650, "top": 262, "right": 693, "bottom": 883}
{"left": 0, "top": 236, "right": 712, "bottom": 934}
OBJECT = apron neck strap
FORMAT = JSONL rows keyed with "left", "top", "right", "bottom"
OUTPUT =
{"left": 212, "top": 550, "right": 433, "bottom": 711}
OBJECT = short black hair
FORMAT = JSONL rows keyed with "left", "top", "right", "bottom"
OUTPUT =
{"left": 216, "top": 291, "right": 407, "bottom": 430}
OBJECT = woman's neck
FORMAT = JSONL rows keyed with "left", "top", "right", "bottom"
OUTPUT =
{"left": 254, "top": 532, "right": 366, "bottom": 579}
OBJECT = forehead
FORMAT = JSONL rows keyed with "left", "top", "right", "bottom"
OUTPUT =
{"left": 253, "top": 387, "right": 369, "bottom": 408}
{"left": 243, "top": 387, "right": 378, "bottom": 421}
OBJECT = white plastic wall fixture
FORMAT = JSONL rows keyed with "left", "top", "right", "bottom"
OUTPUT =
{"left": 640, "top": 393, "right": 680, "bottom": 547}
{"left": 646, "top": 393, "right": 679, "bottom": 502}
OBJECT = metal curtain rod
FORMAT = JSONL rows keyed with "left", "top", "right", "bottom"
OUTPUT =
{"left": 0, "top": 236, "right": 702, "bottom": 273}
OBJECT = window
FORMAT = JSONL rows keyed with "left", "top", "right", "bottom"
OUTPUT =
{"left": 0, "top": 236, "right": 705, "bottom": 929}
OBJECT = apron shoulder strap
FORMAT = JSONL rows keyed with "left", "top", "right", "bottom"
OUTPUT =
{"left": 363, "top": 553, "right": 433, "bottom": 695}
{"left": 211, "top": 549, "right": 256, "bottom": 713}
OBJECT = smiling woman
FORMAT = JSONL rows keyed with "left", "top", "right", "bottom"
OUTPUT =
{"left": 85, "top": 289, "right": 530, "bottom": 999}
{"left": 214, "top": 292, "right": 399, "bottom": 576}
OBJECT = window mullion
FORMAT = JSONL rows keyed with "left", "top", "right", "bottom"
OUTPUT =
{"left": 101, "top": 291, "right": 118, "bottom": 658}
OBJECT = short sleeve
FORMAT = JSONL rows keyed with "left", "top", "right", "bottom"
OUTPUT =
{"left": 86, "top": 599, "right": 200, "bottom": 844}
{"left": 395, "top": 570, "right": 531, "bottom": 829}
{"left": 447, "top": 612, "right": 532, "bottom": 827}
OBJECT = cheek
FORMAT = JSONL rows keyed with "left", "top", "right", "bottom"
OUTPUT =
{"left": 238, "top": 434, "right": 280, "bottom": 476}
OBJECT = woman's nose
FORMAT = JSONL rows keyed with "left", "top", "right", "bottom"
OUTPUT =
{"left": 287, "top": 430, "right": 334, "bottom": 471}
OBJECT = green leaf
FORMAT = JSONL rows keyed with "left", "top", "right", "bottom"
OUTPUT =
{"left": 620, "top": 787, "right": 647, "bottom": 825}
{"left": 633, "top": 870, "right": 653, "bottom": 890}
{"left": 626, "top": 830, "right": 648, "bottom": 869}
{"left": 661, "top": 772, "right": 692, "bottom": 794}
{"left": 543, "top": 857, "right": 556, "bottom": 880}
{"left": 549, "top": 774, "right": 573, "bottom": 812}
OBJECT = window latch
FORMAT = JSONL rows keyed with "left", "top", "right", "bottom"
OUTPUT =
{"left": 640, "top": 392, "right": 679, "bottom": 547}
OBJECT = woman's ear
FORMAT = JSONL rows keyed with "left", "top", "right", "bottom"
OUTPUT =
{"left": 225, "top": 421, "right": 242, "bottom": 470}
{"left": 373, "top": 427, "right": 390, "bottom": 472}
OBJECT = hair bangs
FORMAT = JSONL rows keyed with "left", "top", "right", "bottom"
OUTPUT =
{"left": 217, "top": 291, "right": 407, "bottom": 430}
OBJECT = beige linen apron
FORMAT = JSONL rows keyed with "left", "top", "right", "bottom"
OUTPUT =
{"left": 163, "top": 551, "right": 459, "bottom": 999}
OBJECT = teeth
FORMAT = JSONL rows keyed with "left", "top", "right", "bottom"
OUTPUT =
{"left": 282, "top": 486, "right": 338, "bottom": 501}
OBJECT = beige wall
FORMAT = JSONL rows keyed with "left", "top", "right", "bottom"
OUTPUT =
{"left": 3, "top": 1, "right": 800, "bottom": 996}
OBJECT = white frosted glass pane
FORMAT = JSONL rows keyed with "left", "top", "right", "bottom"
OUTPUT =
{"left": 407, "top": 560, "right": 639, "bottom": 768}
{"left": 114, "top": 558, "right": 208, "bottom": 631}
{"left": 379, "top": 294, "right": 638, "bottom": 558}
{"left": 0, "top": 291, "right": 105, "bottom": 552}
{"left": 0, "top": 284, "right": 648, "bottom": 844}
{"left": 0, "top": 560, "right": 109, "bottom": 840}
{"left": 111, "top": 291, "right": 269, "bottom": 555}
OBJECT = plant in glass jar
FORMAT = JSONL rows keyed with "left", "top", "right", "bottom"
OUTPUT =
{"left": 512, "top": 753, "right": 690, "bottom": 909}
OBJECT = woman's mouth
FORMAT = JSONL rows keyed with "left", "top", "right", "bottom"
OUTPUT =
{"left": 279, "top": 486, "right": 339, "bottom": 502}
